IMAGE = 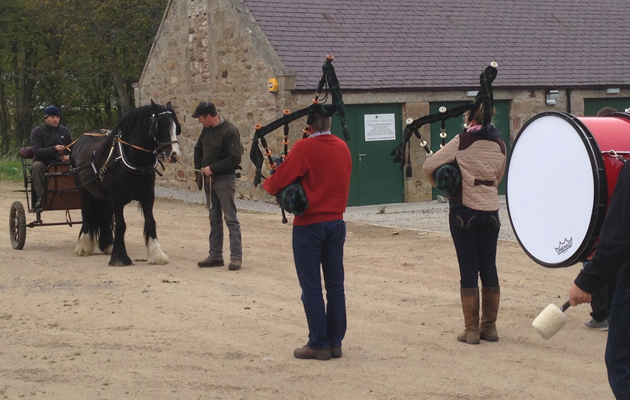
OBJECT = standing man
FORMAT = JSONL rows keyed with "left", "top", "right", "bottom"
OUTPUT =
{"left": 569, "top": 156, "right": 630, "bottom": 398}
{"left": 263, "top": 113, "right": 352, "bottom": 360}
{"left": 30, "top": 106, "right": 73, "bottom": 210}
{"left": 581, "top": 106, "right": 620, "bottom": 331}
{"left": 193, "top": 102, "right": 243, "bottom": 271}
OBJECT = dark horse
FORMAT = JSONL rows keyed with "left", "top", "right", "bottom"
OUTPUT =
{"left": 70, "top": 100, "right": 181, "bottom": 266}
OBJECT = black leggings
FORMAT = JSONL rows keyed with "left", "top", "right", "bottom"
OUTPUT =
{"left": 449, "top": 206, "right": 500, "bottom": 289}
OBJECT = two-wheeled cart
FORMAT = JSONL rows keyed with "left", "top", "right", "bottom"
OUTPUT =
{"left": 9, "top": 147, "right": 82, "bottom": 249}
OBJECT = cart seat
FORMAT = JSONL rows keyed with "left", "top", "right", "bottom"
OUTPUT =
{"left": 20, "top": 147, "right": 34, "bottom": 159}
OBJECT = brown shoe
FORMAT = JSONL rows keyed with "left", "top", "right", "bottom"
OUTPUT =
{"left": 197, "top": 257, "right": 224, "bottom": 268}
{"left": 293, "top": 345, "right": 331, "bottom": 360}
{"left": 331, "top": 346, "right": 342, "bottom": 359}
{"left": 228, "top": 258, "right": 242, "bottom": 271}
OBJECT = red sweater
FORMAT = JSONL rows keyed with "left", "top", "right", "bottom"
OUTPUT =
{"left": 262, "top": 134, "right": 352, "bottom": 226}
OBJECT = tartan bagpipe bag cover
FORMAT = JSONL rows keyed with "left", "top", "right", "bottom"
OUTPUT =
{"left": 276, "top": 182, "right": 309, "bottom": 216}
{"left": 433, "top": 162, "right": 461, "bottom": 194}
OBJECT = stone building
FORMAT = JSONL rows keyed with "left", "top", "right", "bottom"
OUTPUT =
{"left": 136, "top": 0, "right": 630, "bottom": 206}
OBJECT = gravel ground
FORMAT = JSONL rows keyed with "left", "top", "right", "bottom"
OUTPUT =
{"left": 155, "top": 186, "right": 516, "bottom": 242}
{"left": 341, "top": 205, "right": 515, "bottom": 242}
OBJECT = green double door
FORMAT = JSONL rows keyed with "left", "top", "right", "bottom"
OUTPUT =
{"left": 429, "top": 100, "right": 511, "bottom": 199}
{"left": 584, "top": 98, "right": 630, "bottom": 116}
{"left": 332, "top": 104, "right": 404, "bottom": 206}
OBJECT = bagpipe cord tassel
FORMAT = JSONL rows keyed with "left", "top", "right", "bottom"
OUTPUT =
{"left": 405, "top": 140, "right": 413, "bottom": 178}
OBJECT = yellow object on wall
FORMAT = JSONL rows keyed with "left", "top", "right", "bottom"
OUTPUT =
{"left": 268, "top": 77, "right": 279, "bottom": 93}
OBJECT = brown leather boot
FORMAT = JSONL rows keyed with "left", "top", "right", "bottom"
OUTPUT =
{"left": 457, "top": 287, "right": 480, "bottom": 344}
{"left": 480, "top": 286, "right": 500, "bottom": 342}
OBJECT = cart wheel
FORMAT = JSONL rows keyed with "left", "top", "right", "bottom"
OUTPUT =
{"left": 10, "top": 201, "right": 26, "bottom": 250}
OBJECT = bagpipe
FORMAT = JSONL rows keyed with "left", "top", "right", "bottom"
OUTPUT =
{"left": 390, "top": 62, "right": 498, "bottom": 192}
{"left": 249, "top": 55, "right": 350, "bottom": 223}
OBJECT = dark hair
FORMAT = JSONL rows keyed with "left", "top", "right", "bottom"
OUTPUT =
{"left": 192, "top": 102, "right": 218, "bottom": 118}
{"left": 310, "top": 113, "right": 331, "bottom": 132}
{"left": 596, "top": 107, "right": 617, "bottom": 117}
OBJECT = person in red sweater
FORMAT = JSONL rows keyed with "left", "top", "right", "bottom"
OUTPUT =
{"left": 263, "top": 113, "right": 352, "bottom": 360}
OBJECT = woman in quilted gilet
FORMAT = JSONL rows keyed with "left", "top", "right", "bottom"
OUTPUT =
{"left": 423, "top": 106, "right": 506, "bottom": 345}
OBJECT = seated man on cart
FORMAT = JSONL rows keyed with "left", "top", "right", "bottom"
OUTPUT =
{"left": 30, "top": 106, "right": 73, "bottom": 210}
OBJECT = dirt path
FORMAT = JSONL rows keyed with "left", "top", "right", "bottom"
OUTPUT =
{"left": 0, "top": 180, "right": 613, "bottom": 399}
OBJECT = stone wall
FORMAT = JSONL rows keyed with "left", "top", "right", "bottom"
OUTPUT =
{"left": 136, "top": 0, "right": 630, "bottom": 204}
{"left": 136, "top": 0, "right": 294, "bottom": 202}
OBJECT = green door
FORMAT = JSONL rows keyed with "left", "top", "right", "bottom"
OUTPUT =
{"left": 428, "top": 100, "right": 511, "bottom": 199}
{"left": 584, "top": 98, "right": 630, "bottom": 116}
{"left": 332, "top": 104, "right": 404, "bottom": 206}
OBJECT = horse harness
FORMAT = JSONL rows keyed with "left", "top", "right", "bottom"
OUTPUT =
{"left": 69, "top": 111, "right": 178, "bottom": 188}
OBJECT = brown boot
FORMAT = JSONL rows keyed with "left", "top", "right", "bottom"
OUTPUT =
{"left": 457, "top": 287, "right": 480, "bottom": 344}
{"left": 480, "top": 286, "right": 500, "bottom": 342}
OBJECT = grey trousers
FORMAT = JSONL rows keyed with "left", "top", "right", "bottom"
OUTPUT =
{"left": 31, "top": 161, "right": 47, "bottom": 205}
{"left": 205, "top": 174, "right": 242, "bottom": 260}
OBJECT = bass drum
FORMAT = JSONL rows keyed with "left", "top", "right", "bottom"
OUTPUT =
{"left": 507, "top": 111, "right": 630, "bottom": 268}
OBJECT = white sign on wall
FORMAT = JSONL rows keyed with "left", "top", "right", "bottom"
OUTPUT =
{"left": 364, "top": 113, "right": 396, "bottom": 142}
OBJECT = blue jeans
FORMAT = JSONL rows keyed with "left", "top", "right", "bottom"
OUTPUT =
{"left": 449, "top": 206, "right": 500, "bottom": 289}
{"left": 292, "top": 220, "right": 347, "bottom": 350}
{"left": 206, "top": 174, "right": 242, "bottom": 260}
{"left": 606, "top": 286, "right": 630, "bottom": 399}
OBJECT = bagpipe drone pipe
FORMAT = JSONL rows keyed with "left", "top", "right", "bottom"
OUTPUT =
{"left": 249, "top": 54, "right": 351, "bottom": 223}
{"left": 390, "top": 62, "right": 498, "bottom": 190}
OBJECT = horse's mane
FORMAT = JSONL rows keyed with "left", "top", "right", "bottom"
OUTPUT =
{"left": 112, "top": 105, "right": 154, "bottom": 140}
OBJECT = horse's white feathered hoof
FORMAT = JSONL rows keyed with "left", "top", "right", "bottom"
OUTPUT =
{"left": 75, "top": 233, "right": 94, "bottom": 257}
{"left": 103, "top": 245, "right": 113, "bottom": 255}
{"left": 147, "top": 238, "right": 169, "bottom": 265}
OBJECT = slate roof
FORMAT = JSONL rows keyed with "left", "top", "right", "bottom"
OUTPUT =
{"left": 244, "top": 0, "right": 630, "bottom": 91}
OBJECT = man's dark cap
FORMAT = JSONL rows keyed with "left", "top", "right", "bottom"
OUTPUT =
{"left": 44, "top": 106, "right": 60, "bottom": 119}
{"left": 192, "top": 102, "right": 217, "bottom": 118}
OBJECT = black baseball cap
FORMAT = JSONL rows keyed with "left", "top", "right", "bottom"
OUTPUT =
{"left": 192, "top": 102, "right": 217, "bottom": 118}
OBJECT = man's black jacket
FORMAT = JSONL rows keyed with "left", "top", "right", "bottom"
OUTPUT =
{"left": 30, "top": 123, "right": 72, "bottom": 165}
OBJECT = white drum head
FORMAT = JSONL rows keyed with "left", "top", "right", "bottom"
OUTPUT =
{"left": 507, "top": 112, "right": 605, "bottom": 268}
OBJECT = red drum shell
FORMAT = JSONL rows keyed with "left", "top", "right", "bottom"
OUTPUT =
{"left": 580, "top": 114, "right": 630, "bottom": 204}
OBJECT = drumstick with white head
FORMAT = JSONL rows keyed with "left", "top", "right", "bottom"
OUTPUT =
{"left": 532, "top": 301, "right": 571, "bottom": 340}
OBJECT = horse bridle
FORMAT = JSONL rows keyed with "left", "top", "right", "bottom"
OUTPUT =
{"left": 105, "top": 110, "right": 178, "bottom": 154}
{"left": 113, "top": 110, "right": 179, "bottom": 176}
{"left": 150, "top": 110, "right": 179, "bottom": 155}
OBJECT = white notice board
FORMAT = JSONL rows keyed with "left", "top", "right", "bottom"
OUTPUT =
{"left": 364, "top": 113, "right": 396, "bottom": 142}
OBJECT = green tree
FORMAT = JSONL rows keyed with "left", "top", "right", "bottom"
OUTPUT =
{"left": 62, "top": 0, "right": 167, "bottom": 120}
{"left": 0, "top": 0, "right": 41, "bottom": 150}
{"left": 0, "top": 0, "right": 167, "bottom": 154}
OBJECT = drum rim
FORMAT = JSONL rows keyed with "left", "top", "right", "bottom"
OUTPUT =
{"left": 506, "top": 111, "right": 608, "bottom": 268}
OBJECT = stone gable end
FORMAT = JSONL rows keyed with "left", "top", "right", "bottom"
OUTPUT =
{"left": 137, "top": 0, "right": 296, "bottom": 200}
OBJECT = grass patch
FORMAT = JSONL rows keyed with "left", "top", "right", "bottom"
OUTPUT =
{"left": 0, "top": 155, "right": 23, "bottom": 183}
